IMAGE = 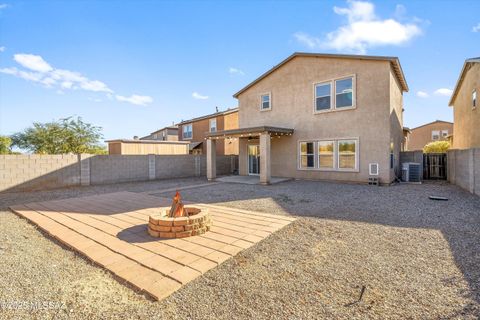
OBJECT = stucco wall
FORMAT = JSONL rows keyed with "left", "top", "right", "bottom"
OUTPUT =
{"left": 452, "top": 63, "right": 480, "bottom": 149}
{"left": 389, "top": 66, "right": 405, "bottom": 181}
{"left": 237, "top": 56, "right": 402, "bottom": 183}
{"left": 178, "top": 111, "right": 239, "bottom": 156}
{"left": 409, "top": 122, "right": 453, "bottom": 151}
{"left": 0, "top": 154, "right": 238, "bottom": 193}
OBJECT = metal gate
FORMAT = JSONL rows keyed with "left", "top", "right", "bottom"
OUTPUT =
{"left": 423, "top": 153, "right": 447, "bottom": 180}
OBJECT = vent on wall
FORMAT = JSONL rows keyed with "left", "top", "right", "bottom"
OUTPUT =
{"left": 369, "top": 163, "right": 379, "bottom": 176}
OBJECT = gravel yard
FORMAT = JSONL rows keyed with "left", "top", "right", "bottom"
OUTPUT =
{"left": 1, "top": 178, "right": 479, "bottom": 319}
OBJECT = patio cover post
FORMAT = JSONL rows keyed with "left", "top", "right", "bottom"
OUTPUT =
{"left": 259, "top": 132, "right": 271, "bottom": 185}
{"left": 206, "top": 138, "right": 216, "bottom": 181}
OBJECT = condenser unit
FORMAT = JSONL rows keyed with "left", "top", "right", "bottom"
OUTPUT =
{"left": 402, "top": 162, "right": 421, "bottom": 182}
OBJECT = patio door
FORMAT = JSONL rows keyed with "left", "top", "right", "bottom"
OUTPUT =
{"left": 247, "top": 145, "right": 260, "bottom": 175}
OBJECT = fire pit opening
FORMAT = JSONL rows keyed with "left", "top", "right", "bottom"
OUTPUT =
{"left": 148, "top": 191, "right": 212, "bottom": 238}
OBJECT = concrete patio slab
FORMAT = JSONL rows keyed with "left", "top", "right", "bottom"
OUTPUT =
{"left": 216, "top": 175, "right": 292, "bottom": 185}
{"left": 9, "top": 191, "right": 295, "bottom": 301}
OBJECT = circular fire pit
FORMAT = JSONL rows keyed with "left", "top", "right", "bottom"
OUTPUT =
{"left": 148, "top": 207, "right": 212, "bottom": 238}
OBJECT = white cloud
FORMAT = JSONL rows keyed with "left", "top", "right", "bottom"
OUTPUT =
{"left": 294, "top": 0, "right": 422, "bottom": 54}
{"left": 473, "top": 23, "right": 480, "bottom": 32}
{"left": 434, "top": 88, "right": 453, "bottom": 96}
{"left": 416, "top": 91, "right": 429, "bottom": 98}
{"left": 1, "top": 52, "right": 151, "bottom": 105}
{"left": 0, "top": 46, "right": 5, "bottom": 52}
{"left": 115, "top": 94, "right": 153, "bottom": 106}
{"left": 192, "top": 92, "right": 209, "bottom": 100}
{"left": 14, "top": 53, "right": 53, "bottom": 72}
{"left": 228, "top": 67, "right": 245, "bottom": 76}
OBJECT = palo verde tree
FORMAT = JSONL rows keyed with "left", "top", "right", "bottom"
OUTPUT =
{"left": 11, "top": 117, "right": 107, "bottom": 154}
{"left": 0, "top": 135, "right": 12, "bottom": 154}
{"left": 423, "top": 140, "right": 450, "bottom": 153}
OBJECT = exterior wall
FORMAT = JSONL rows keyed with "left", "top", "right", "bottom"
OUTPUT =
{"left": 178, "top": 111, "right": 239, "bottom": 156}
{"left": 447, "top": 148, "right": 480, "bottom": 196}
{"left": 237, "top": 56, "right": 396, "bottom": 184}
{"left": 223, "top": 111, "right": 239, "bottom": 155}
{"left": 408, "top": 121, "right": 453, "bottom": 151}
{"left": 0, "top": 154, "right": 238, "bottom": 193}
{"left": 452, "top": 63, "right": 480, "bottom": 149}
{"left": 389, "top": 66, "right": 405, "bottom": 181}
{"left": 108, "top": 141, "right": 189, "bottom": 155}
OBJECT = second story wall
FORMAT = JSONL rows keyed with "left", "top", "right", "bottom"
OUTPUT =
{"left": 452, "top": 63, "right": 480, "bottom": 149}
{"left": 409, "top": 121, "right": 453, "bottom": 151}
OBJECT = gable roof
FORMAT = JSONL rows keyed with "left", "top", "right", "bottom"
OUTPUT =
{"left": 449, "top": 57, "right": 480, "bottom": 106}
{"left": 410, "top": 120, "right": 453, "bottom": 131}
{"left": 232, "top": 52, "right": 409, "bottom": 98}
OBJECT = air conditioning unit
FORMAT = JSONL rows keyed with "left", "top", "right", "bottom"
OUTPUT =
{"left": 402, "top": 162, "right": 421, "bottom": 182}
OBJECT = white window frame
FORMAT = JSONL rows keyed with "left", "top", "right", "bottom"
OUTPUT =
{"left": 431, "top": 130, "right": 440, "bottom": 141}
{"left": 209, "top": 118, "right": 217, "bottom": 133}
{"left": 182, "top": 124, "right": 193, "bottom": 140}
{"left": 335, "top": 76, "right": 356, "bottom": 109}
{"left": 337, "top": 139, "right": 359, "bottom": 172}
{"left": 317, "top": 140, "right": 336, "bottom": 170}
{"left": 297, "top": 137, "right": 359, "bottom": 172}
{"left": 260, "top": 93, "right": 271, "bottom": 111}
{"left": 314, "top": 82, "right": 333, "bottom": 113}
{"left": 441, "top": 130, "right": 449, "bottom": 138}
{"left": 313, "top": 74, "right": 356, "bottom": 114}
{"left": 298, "top": 141, "right": 316, "bottom": 169}
{"left": 473, "top": 89, "right": 477, "bottom": 109}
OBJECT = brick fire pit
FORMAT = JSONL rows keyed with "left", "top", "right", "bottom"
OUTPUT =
{"left": 148, "top": 207, "right": 212, "bottom": 238}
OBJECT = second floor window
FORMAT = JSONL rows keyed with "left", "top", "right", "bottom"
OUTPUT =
{"left": 432, "top": 130, "right": 440, "bottom": 140}
{"left": 209, "top": 118, "right": 217, "bottom": 132}
{"left": 315, "top": 76, "right": 354, "bottom": 112}
{"left": 183, "top": 124, "right": 192, "bottom": 139}
{"left": 442, "top": 130, "right": 449, "bottom": 138}
{"left": 261, "top": 94, "right": 271, "bottom": 110}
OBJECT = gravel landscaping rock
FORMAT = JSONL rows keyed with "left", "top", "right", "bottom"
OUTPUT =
{"left": 1, "top": 178, "right": 479, "bottom": 319}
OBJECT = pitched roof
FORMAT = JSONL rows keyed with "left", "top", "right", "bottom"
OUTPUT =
{"left": 232, "top": 52, "right": 409, "bottom": 98}
{"left": 177, "top": 107, "right": 238, "bottom": 125}
{"left": 449, "top": 57, "right": 480, "bottom": 106}
{"left": 410, "top": 120, "right": 453, "bottom": 131}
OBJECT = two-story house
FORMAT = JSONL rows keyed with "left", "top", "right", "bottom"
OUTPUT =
{"left": 449, "top": 57, "right": 480, "bottom": 149}
{"left": 140, "top": 126, "right": 179, "bottom": 141}
{"left": 205, "top": 52, "right": 408, "bottom": 184}
{"left": 177, "top": 108, "right": 239, "bottom": 155}
{"left": 408, "top": 120, "right": 453, "bottom": 151}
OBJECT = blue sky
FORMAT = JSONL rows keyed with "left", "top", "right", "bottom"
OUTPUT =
{"left": 0, "top": 0, "right": 479, "bottom": 142}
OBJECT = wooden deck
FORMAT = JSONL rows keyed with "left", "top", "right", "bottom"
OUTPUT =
{"left": 10, "top": 191, "right": 295, "bottom": 301}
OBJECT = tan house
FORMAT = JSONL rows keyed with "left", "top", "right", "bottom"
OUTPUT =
{"left": 107, "top": 139, "right": 189, "bottom": 155}
{"left": 205, "top": 52, "right": 408, "bottom": 184}
{"left": 177, "top": 108, "right": 239, "bottom": 155}
{"left": 140, "top": 126, "right": 178, "bottom": 141}
{"left": 449, "top": 57, "right": 480, "bottom": 149}
{"left": 407, "top": 120, "right": 453, "bottom": 151}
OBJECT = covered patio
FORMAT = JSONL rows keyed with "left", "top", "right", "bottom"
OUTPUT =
{"left": 206, "top": 126, "right": 294, "bottom": 185}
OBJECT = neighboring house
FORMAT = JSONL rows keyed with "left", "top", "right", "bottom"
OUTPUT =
{"left": 140, "top": 126, "right": 179, "bottom": 141}
{"left": 407, "top": 120, "right": 453, "bottom": 151}
{"left": 106, "top": 139, "right": 189, "bottom": 155}
{"left": 177, "top": 108, "right": 239, "bottom": 155}
{"left": 449, "top": 57, "right": 480, "bottom": 149}
{"left": 205, "top": 52, "right": 408, "bottom": 184}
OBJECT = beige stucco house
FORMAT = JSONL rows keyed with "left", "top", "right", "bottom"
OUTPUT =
{"left": 408, "top": 120, "right": 453, "bottom": 151}
{"left": 140, "top": 126, "right": 179, "bottom": 141}
{"left": 205, "top": 52, "right": 408, "bottom": 184}
{"left": 449, "top": 57, "right": 480, "bottom": 149}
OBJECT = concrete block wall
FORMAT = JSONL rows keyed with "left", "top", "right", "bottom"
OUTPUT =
{"left": 0, "top": 154, "right": 79, "bottom": 192}
{"left": 0, "top": 154, "right": 239, "bottom": 193}
{"left": 447, "top": 148, "right": 479, "bottom": 196}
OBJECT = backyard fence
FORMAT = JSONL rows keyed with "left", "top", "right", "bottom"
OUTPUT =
{"left": 0, "top": 154, "right": 238, "bottom": 193}
{"left": 447, "top": 148, "right": 480, "bottom": 197}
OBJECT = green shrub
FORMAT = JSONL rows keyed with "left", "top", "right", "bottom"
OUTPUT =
{"left": 423, "top": 140, "right": 450, "bottom": 153}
